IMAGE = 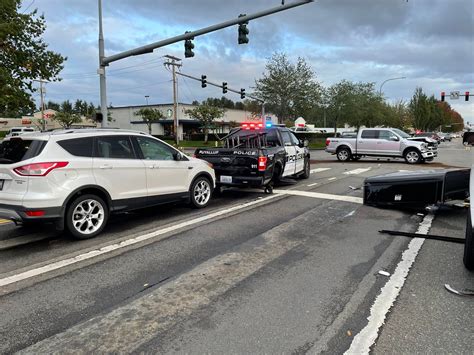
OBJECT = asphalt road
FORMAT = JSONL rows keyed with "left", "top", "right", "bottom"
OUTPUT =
{"left": 0, "top": 139, "right": 472, "bottom": 354}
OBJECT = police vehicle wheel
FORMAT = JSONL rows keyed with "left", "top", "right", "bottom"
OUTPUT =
{"left": 264, "top": 185, "right": 273, "bottom": 194}
{"left": 300, "top": 158, "right": 310, "bottom": 179}
{"left": 464, "top": 212, "right": 474, "bottom": 271}
{"left": 336, "top": 147, "right": 351, "bottom": 162}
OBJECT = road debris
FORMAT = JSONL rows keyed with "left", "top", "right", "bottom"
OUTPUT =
{"left": 444, "top": 284, "right": 474, "bottom": 297}
{"left": 379, "top": 230, "right": 465, "bottom": 244}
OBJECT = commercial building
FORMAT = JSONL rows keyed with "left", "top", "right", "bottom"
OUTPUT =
{"left": 109, "top": 103, "right": 278, "bottom": 139}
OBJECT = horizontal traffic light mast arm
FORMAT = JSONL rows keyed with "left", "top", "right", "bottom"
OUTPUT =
{"left": 101, "top": 0, "right": 313, "bottom": 65}
{"left": 176, "top": 71, "right": 264, "bottom": 103}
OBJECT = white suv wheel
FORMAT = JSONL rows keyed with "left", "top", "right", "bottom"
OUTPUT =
{"left": 67, "top": 195, "right": 108, "bottom": 239}
{"left": 191, "top": 177, "right": 212, "bottom": 208}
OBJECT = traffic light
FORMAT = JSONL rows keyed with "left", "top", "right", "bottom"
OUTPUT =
{"left": 240, "top": 88, "right": 246, "bottom": 99}
{"left": 201, "top": 75, "right": 207, "bottom": 88}
{"left": 222, "top": 82, "right": 228, "bottom": 94}
{"left": 441, "top": 92, "right": 445, "bottom": 102}
{"left": 238, "top": 15, "right": 249, "bottom": 44}
{"left": 466, "top": 92, "right": 470, "bottom": 101}
{"left": 184, "top": 39, "right": 194, "bottom": 58}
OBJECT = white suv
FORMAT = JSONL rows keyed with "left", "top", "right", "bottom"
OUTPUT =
{"left": 0, "top": 129, "right": 215, "bottom": 239}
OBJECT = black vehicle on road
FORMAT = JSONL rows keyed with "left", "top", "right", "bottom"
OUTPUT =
{"left": 194, "top": 123, "right": 310, "bottom": 193}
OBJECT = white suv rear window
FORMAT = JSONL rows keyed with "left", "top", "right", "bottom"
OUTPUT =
{"left": 0, "top": 139, "right": 46, "bottom": 164}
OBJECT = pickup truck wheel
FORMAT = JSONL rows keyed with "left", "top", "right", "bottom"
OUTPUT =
{"left": 190, "top": 176, "right": 212, "bottom": 208}
{"left": 464, "top": 212, "right": 474, "bottom": 270}
{"left": 336, "top": 147, "right": 351, "bottom": 162}
{"left": 66, "top": 194, "right": 108, "bottom": 240}
{"left": 300, "top": 158, "right": 310, "bottom": 179}
{"left": 404, "top": 149, "right": 421, "bottom": 164}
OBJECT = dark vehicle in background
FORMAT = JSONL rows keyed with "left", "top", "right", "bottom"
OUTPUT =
{"left": 195, "top": 123, "right": 310, "bottom": 193}
{"left": 463, "top": 131, "right": 474, "bottom": 146}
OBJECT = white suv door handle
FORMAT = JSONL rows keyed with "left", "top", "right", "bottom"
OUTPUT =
{"left": 148, "top": 164, "right": 158, "bottom": 169}
{"left": 99, "top": 164, "right": 113, "bottom": 169}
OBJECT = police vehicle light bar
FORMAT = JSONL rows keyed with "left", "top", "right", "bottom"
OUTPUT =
{"left": 241, "top": 122, "right": 264, "bottom": 130}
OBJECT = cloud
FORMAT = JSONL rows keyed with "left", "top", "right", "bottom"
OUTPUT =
{"left": 27, "top": 0, "right": 473, "bottom": 121}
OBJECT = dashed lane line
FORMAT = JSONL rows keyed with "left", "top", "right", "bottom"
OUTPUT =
{"left": 328, "top": 177, "right": 337, "bottom": 181}
{"left": 310, "top": 168, "right": 331, "bottom": 174}
{"left": 344, "top": 167, "right": 372, "bottom": 175}
{"left": 307, "top": 183, "right": 319, "bottom": 187}
{"left": 0, "top": 195, "right": 279, "bottom": 288}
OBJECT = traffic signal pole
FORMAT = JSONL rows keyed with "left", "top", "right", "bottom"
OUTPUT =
{"left": 97, "top": 0, "right": 313, "bottom": 124}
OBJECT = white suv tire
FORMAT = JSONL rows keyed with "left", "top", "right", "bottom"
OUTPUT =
{"left": 66, "top": 194, "right": 109, "bottom": 239}
{"left": 190, "top": 176, "right": 212, "bottom": 208}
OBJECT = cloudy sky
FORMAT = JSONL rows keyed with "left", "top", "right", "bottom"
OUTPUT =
{"left": 25, "top": 0, "right": 473, "bottom": 123}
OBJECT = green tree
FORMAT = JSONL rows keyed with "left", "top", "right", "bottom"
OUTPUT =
{"left": 0, "top": 0, "right": 66, "bottom": 117}
{"left": 53, "top": 101, "right": 81, "bottom": 128}
{"left": 254, "top": 53, "right": 322, "bottom": 123}
{"left": 134, "top": 108, "right": 164, "bottom": 134}
{"left": 409, "top": 87, "right": 431, "bottom": 130}
{"left": 185, "top": 104, "right": 225, "bottom": 143}
{"left": 46, "top": 100, "right": 60, "bottom": 111}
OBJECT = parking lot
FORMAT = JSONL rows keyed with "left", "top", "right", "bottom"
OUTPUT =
{"left": 0, "top": 139, "right": 472, "bottom": 354}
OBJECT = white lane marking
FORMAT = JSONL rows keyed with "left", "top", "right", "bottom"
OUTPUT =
{"left": 344, "top": 167, "right": 372, "bottom": 175}
{"left": 310, "top": 168, "right": 331, "bottom": 174}
{"left": 0, "top": 195, "right": 279, "bottom": 288}
{"left": 345, "top": 214, "right": 434, "bottom": 354}
{"left": 344, "top": 210, "right": 356, "bottom": 218}
{"left": 328, "top": 177, "right": 337, "bottom": 181}
{"left": 307, "top": 183, "right": 319, "bottom": 187}
{"left": 274, "top": 189, "right": 363, "bottom": 204}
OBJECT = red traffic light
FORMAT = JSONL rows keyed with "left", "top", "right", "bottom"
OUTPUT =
{"left": 441, "top": 91, "right": 445, "bottom": 102}
{"left": 466, "top": 92, "right": 470, "bottom": 101}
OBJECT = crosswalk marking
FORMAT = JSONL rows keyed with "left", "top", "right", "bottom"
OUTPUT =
{"left": 344, "top": 167, "right": 372, "bottom": 175}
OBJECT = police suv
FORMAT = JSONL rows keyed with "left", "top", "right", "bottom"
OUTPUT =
{"left": 194, "top": 123, "right": 310, "bottom": 193}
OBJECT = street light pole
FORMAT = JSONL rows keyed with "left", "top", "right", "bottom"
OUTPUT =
{"left": 145, "top": 95, "right": 150, "bottom": 105}
{"left": 379, "top": 76, "right": 406, "bottom": 96}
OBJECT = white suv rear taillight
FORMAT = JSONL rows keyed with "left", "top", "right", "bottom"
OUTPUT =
{"left": 14, "top": 162, "right": 69, "bottom": 176}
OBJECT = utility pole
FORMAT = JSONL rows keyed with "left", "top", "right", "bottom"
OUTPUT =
{"left": 33, "top": 79, "right": 47, "bottom": 131}
{"left": 98, "top": 0, "right": 108, "bottom": 127}
{"left": 164, "top": 55, "right": 182, "bottom": 145}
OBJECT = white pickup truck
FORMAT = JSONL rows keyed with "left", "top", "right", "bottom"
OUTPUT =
{"left": 325, "top": 128, "right": 438, "bottom": 164}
